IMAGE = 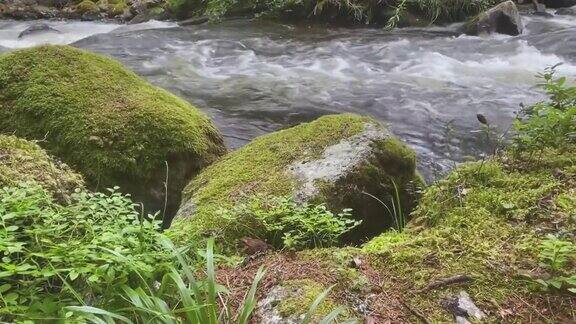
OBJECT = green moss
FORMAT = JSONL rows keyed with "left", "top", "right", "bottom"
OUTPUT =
{"left": 362, "top": 230, "right": 409, "bottom": 253}
{"left": 76, "top": 0, "right": 99, "bottom": 13}
{"left": 361, "top": 147, "right": 576, "bottom": 321}
{"left": 0, "top": 45, "right": 225, "bottom": 215}
{"left": 0, "top": 135, "right": 84, "bottom": 201}
{"left": 277, "top": 279, "right": 342, "bottom": 319}
{"left": 108, "top": 1, "right": 128, "bottom": 16}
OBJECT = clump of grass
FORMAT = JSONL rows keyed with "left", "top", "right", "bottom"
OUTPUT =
{"left": 68, "top": 237, "right": 266, "bottom": 323}
{"left": 363, "top": 179, "right": 406, "bottom": 232}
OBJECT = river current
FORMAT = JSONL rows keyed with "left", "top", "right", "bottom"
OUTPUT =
{"left": 1, "top": 15, "right": 575, "bottom": 179}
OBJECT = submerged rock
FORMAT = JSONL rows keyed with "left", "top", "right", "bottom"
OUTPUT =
{"left": 179, "top": 16, "right": 209, "bottom": 26}
{"left": 170, "top": 114, "right": 423, "bottom": 246}
{"left": 555, "top": 5, "right": 576, "bottom": 14}
{"left": 0, "top": 135, "right": 84, "bottom": 202}
{"left": 0, "top": 45, "right": 226, "bottom": 220}
{"left": 18, "top": 23, "right": 61, "bottom": 39}
{"left": 465, "top": 0, "right": 523, "bottom": 36}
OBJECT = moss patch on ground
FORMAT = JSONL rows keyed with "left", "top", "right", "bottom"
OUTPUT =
{"left": 0, "top": 135, "right": 84, "bottom": 202}
{"left": 276, "top": 279, "right": 344, "bottom": 320}
{"left": 361, "top": 147, "right": 576, "bottom": 321}
{"left": 0, "top": 45, "right": 225, "bottom": 217}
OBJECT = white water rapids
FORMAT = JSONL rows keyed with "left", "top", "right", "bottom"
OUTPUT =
{"left": 0, "top": 14, "right": 575, "bottom": 179}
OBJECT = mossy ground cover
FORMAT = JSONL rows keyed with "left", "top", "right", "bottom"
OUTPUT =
{"left": 0, "top": 135, "right": 83, "bottom": 202}
{"left": 0, "top": 45, "right": 225, "bottom": 217}
{"left": 216, "top": 147, "right": 575, "bottom": 322}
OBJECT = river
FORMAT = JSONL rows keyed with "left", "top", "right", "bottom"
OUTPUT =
{"left": 1, "top": 15, "right": 575, "bottom": 180}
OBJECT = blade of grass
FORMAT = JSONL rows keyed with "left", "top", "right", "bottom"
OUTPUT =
{"left": 65, "top": 306, "right": 133, "bottom": 324}
{"left": 167, "top": 269, "right": 200, "bottom": 323}
{"left": 237, "top": 266, "right": 266, "bottom": 324}
{"left": 159, "top": 236, "right": 206, "bottom": 323}
{"left": 302, "top": 284, "right": 336, "bottom": 324}
{"left": 205, "top": 237, "right": 219, "bottom": 323}
{"left": 320, "top": 306, "right": 345, "bottom": 324}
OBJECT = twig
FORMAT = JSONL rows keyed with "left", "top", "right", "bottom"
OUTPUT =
{"left": 402, "top": 300, "right": 431, "bottom": 324}
{"left": 162, "top": 160, "right": 169, "bottom": 220}
{"left": 418, "top": 274, "right": 473, "bottom": 292}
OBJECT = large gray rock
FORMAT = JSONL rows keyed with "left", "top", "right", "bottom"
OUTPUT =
{"left": 170, "top": 114, "right": 424, "bottom": 245}
{"left": 465, "top": 0, "right": 523, "bottom": 36}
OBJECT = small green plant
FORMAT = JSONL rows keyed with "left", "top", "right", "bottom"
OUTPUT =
{"left": 513, "top": 65, "right": 576, "bottom": 152}
{"left": 0, "top": 182, "right": 171, "bottom": 320}
{"left": 363, "top": 179, "right": 406, "bottom": 232}
{"left": 534, "top": 235, "right": 576, "bottom": 294}
{"left": 219, "top": 196, "right": 361, "bottom": 250}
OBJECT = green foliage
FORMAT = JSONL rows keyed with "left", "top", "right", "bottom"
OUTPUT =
{"left": 165, "top": 0, "right": 497, "bottom": 25}
{"left": 0, "top": 183, "right": 171, "bottom": 320}
{"left": 362, "top": 230, "right": 408, "bottom": 253}
{"left": 219, "top": 196, "right": 361, "bottom": 250}
{"left": 408, "top": 0, "right": 498, "bottom": 23}
{"left": 513, "top": 65, "right": 576, "bottom": 152}
{"left": 534, "top": 235, "right": 576, "bottom": 294}
{"left": 276, "top": 279, "right": 345, "bottom": 321}
{"left": 76, "top": 0, "right": 99, "bottom": 13}
{"left": 69, "top": 238, "right": 266, "bottom": 323}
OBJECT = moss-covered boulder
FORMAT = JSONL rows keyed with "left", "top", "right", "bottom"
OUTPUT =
{"left": 0, "top": 45, "right": 226, "bottom": 219}
{"left": 170, "top": 113, "right": 423, "bottom": 246}
{"left": 0, "top": 135, "right": 84, "bottom": 201}
{"left": 464, "top": 0, "right": 523, "bottom": 36}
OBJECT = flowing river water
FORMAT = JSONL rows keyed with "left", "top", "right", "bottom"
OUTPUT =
{"left": 1, "top": 15, "right": 576, "bottom": 180}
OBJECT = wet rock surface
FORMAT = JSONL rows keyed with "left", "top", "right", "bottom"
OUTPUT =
{"left": 18, "top": 23, "right": 61, "bottom": 38}
{"left": 442, "top": 291, "right": 487, "bottom": 324}
{"left": 555, "top": 5, "right": 576, "bottom": 14}
{"left": 465, "top": 0, "right": 523, "bottom": 36}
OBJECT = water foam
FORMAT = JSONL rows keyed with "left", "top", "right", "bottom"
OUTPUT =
{"left": 0, "top": 20, "right": 175, "bottom": 49}
{"left": 391, "top": 41, "right": 576, "bottom": 87}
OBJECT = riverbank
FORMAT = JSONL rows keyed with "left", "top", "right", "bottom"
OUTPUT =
{"left": 4, "top": 0, "right": 575, "bottom": 27}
